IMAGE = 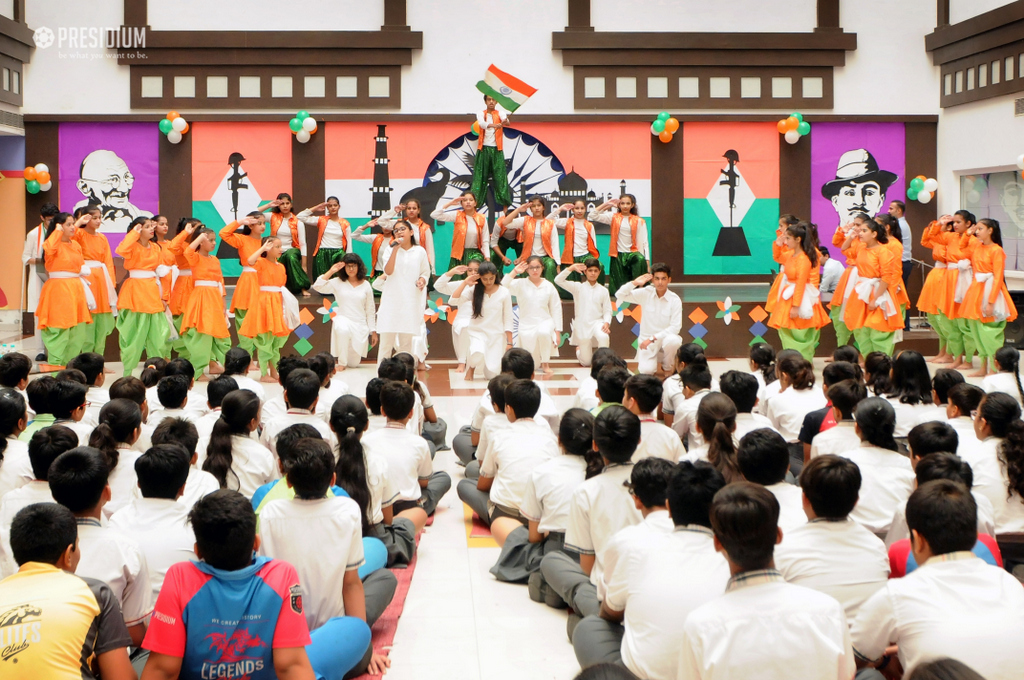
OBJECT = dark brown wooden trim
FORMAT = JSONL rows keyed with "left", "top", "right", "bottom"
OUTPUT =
{"left": 0, "top": 13, "right": 34, "bottom": 46}
{"left": 561, "top": 49, "right": 848, "bottom": 67}
{"left": 926, "top": 0, "right": 1024, "bottom": 51}
{"left": 383, "top": 0, "right": 409, "bottom": 30}
{"left": 816, "top": 0, "right": 841, "bottom": 30}
{"left": 651, "top": 128, "right": 683, "bottom": 272}
{"left": 937, "top": 0, "right": 950, "bottom": 28}
{"left": 138, "top": 30, "right": 423, "bottom": 50}
{"left": 158, "top": 127, "right": 192, "bottom": 231}
{"left": 119, "top": 48, "right": 415, "bottom": 67}
{"left": 23, "top": 122, "right": 59, "bottom": 234}
{"left": 904, "top": 122, "right": 937, "bottom": 305}
{"left": 123, "top": 0, "right": 147, "bottom": 26}
{"left": 566, "top": 0, "right": 593, "bottom": 32}
{"left": 779, "top": 131, "right": 811, "bottom": 226}
{"left": 929, "top": 21, "right": 1024, "bottom": 64}
{"left": 939, "top": 39, "right": 1024, "bottom": 107}
{"left": 23, "top": 113, "right": 941, "bottom": 123}
{"left": 553, "top": 30, "right": 857, "bottom": 52}
{"left": 13, "top": 0, "right": 25, "bottom": 24}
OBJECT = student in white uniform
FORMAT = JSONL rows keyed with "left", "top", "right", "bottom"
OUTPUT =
{"left": 555, "top": 260, "right": 611, "bottom": 368}
{"left": 22, "top": 203, "right": 58, "bottom": 357}
{"left": 51, "top": 379, "right": 94, "bottom": 447}
{"left": 981, "top": 346, "right": 1024, "bottom": 406}
{"left": 758, "top": 348, "right": 801, "bottom": 417}
{"left": 148, "top": 375, "right": 204, "bottom": 429}
{"left": 573, "top": 350, "right": 625, "bottom": 413}
{"left": 717, "top": 371, "right": 777, "bottom": 442}
{"left": 375, "top": 221, "right": 430, "bottom": 365}
{"left": 104, "top": 377, "right": 153, "bottom": 454}
{"left": 851, "top": 480, "right": 1024, "bottom": 680}
{"left": 945, "top": 383, "right": 984, "bottom": 450}
{"left": 151, "top": 417, "right": 220, "bottom": 510}
{"left": 502, "top": 257, "right": 562, "bottom": 377}
{"left": 109, "top": 444, "right": 196, "bottom": 601}
{"left": 843, "top": 398, "right": 915, "bottom": 535}
{"left": 666, "top": 356, "right": 713, "bottom": 450}
{"left": 87, "top": 399, "right": 144, "bottom": 518}
{"left": 194, "top": 376, "right": 238, "bottom": 442}
{"left": 257, "top": 356, "right": 307, "bottom": 429}
{"left": 465, "top": 375, "right": 515, "bottom": 480}
{"left": 0, "top": 389, "right": 31, "bottom": 498}
{"left": 48, "top": 447, "right": 151, "bottom": 647}
{"left": 434, "top": 261, "right": 481, "bottom": 372}
{"left": 766, "top": 355, "right": 828, "bottom": 461}
{"left": 685, "top": 393, "right": 743, "bottom": 485}
{"left": 809, "top": 380, "right": 867, "bottom": 461}
{"left": 623, "top": 374, "right": 684, "bottom": 463}
{"left": 662, "top": 345, "right": 720, "bottom": 427}
{"left": 594, "top": 365, "right": 630, "bottom": 415}
{"left": 884, "top": 350, "right": 936, "bottom": 438}
{"left": 968, "top": 393, "right": 1024, "bottom": 532}
{"left": 221, "top": 348, "right": 266, "bottom": 401}
{"left": 539, "top": 406, "right": 643, "bottom": 624}
{"left": 678, "top": 482, "right": 855, "bottom": 680}
{"left": 200, "top": 389, "right": 275, "bottom": 498}
{"left": 573, "top": 461, "right": 729, "bottom": 680}
{"left": 453, "top": 262, "right": 513, "bottom": 382}
{"left": 67, "top": 353, "right": 109, "bottom": 428}
{"left": 309, "top": 352, "right": 351, "bottom": 423}
{"left": 615, "top": 266, "right": 683, "bottom": 376}
{"left": 312, "top": 254, "right": 377, "bottom": 369}
{"left": 913, "top": 368, "right": 964, "bottom": 426}
{"left": 0, "top": 352, "right": 35, "bottom": 420}
{"left": 145, "top": 359, "right": 209, "bottom": 424}
{"left": 748, "top": 343, "right": 777, "bottom": 414}
{"left": 775, "top": 454, "right": 890, "bottom": 626}
{"left": 260, "top": 369, "right": 336, "bottom": 455}
{"left": 736, "top": 429, "right": 806, "bottom": 534}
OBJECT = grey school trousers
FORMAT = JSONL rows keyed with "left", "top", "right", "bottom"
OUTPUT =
{"left": 453, "top": 425, "right": 476, "bottom": 465}
{"left": 363, "top": 568, "right": 398, "bottom": 627}
{"left": 539, "top": 551, "right": 600, "bottom": 618}
{"left": 573, "top": 616, "right": 637, "bottom": 674}
{"left": 391, "top": 471, "right": 452, "bottom": 517}
{"left": 456, "top": 479, "right": 523, "bottom": 527}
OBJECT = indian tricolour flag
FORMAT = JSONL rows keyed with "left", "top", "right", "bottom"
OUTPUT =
{"left": 476, "top": 65, "right": 537, "bottom": 112}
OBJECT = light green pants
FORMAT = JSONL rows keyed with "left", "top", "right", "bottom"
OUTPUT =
{"left": 777, "top": 327, "right": 820, "bottom": 361}
{"left": 969, "top": 319, "right": 1006, "bottom": 363}
{"left": 234, "top": 309, "right": 255, "bottom": 355}
{"left": 926, "top": 313, "right": 947, "bottom": 354}
{"left": 84, "top": 312, "right": 116, "bottom": 355}
{"left": 609, "top": 252, "right": 649, "bottom": 295}
{"left": 171, "top": 315, "right": 190, "bottom": 360}
{"left": 182, "top": 329, "right": 231, "bottom": 379}
{"left": 41, "top": 324, "right": 91, "bottom": 367}
{"left": 958, "top": 318, "right": 977, "bottom": 360}
{"left": 935, "top": 313, "right": 962, "bottom": 356}
{"left": 116, "top": 310, "right": 171, "bottom": 376}
{"left": 852, "top": 327, "right": 895, "bottom": 356}
{"left": 253, "top": 333, "right": 288, "bottom": 376}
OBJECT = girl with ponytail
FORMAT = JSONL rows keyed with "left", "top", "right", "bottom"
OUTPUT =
{"left": 864, "top": 351, "right": 894, "bottom": 396}
{"left": 748, "top": 342, "right": 776, "bottom": 398}
{"left": 0, "top": 389, "right": 29, "bottom": 496}
{"left": 983, "top": 346, "right": 1024, "bottom": 407}
{"left": 452, "top": 260, "right": 513, "bottom": 382}
{"left": 693, "top": 393, "right": 741, "bottom": 484}
{"left": 766, "top": 355, "right": 826, "bottom": 449}
{"left": 767, "top": 221, "right": 830, "bottom": 361}
{"left": 490, "top": 408, "right": 600, "bottom": 588}
{"left": 875, "top": 213, "right": 912, "bottom": 322}
{"left": 668, "top": 352, "right": 714, "bottom": 449}
{"left": 960, "top": 218, "right": 1018, "bottom": 377}
{"left": 842, "top": 213, "right": 903, "bottom": 356}
{"left": 88, "top": 398, "right": 143, "bottom": 516}
{"left": 846, "top": 397, "right": 914, "bottom": 534}
{"left": 202, "top": 389, "right": 274, "bottom": 498}
{"left": 972, "top": 392, "right": 1024, "bottom": 532}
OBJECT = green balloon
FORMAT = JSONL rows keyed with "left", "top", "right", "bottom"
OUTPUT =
{"left": 25, "top": 179, "right": 40, "bottom": 194}
{"left": 297, "top": 110, "right": 309, "bottom": 120}
{"left": 289, "top": 117, "right": 303, "bottom": 132}
{"left": 158, "top": 118, "right": 174, "bottom": 134}
{"left": 797, "top": 121, "right": 811, "bottom": 136}
{"left": 652, "top": 119, "right": 666, "bottom": 133}
{"left": 910, "top": 177, "right": 925, "bottom": 191}
{"left": 657, "top": 111, "right": 670, "bottom": 121}
{"left": 791, "top": 112, "right": 803, "bottom": 123}
{"left": 907, "top": 187, "right": 919, "bottom": 201}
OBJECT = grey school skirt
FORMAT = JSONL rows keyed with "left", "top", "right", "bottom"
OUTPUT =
{"left": 490, "top": 527, "right": 568, "bottom": 583}
{"left": 371, "top": 519, "right": 417, "bottom": 568}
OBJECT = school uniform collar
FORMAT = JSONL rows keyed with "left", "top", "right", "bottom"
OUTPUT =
{"left": 116, "top": 443, "right": 133, "bottom": 450}
{"left": 922, "top": 551, "right": 978, "bottom": 567}
{"left": 286, "top": 407, "right": 314, "bottom": 416}
{"left": 809, "top": 517, "right": 848, "bottom": 523}
{"left": 75, "top": 517, "right": 102, "bottom": 528}
{"left": 726, "top": 568, "right": 784, "bottom": 592}
{"left": 602, "top": 462, "right": 633, "bottom": 473}
{"left": 193, "top": 555, "right": 272, "bottom": 580}
{"left": 674, "top": 524, "right": 714, "bottom": 537}
{"left": 638, "top": 413, "right": 657, "bottom": 422}
{"left": 385, "top": 421, "right": 408, "bottom": 430}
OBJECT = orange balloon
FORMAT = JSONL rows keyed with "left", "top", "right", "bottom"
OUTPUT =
{"left": 916, "top": 175, "right": 926, "bottom": 182}
{"left": 658, "top": 130, "right": 673, "bottom": 143}
{"left": 23, "top": 167, "right": 36, "bottom": 181}
{"left": 777, "top": 119, "right": 789, "bottom": 134}
{"left": 167, "top": 111, "right": 180, "bottom": 120}
{"left": 664, "top": 117, "right": 679, "bottom": 134}
{"left": 36, "top": 171, "right": 50, "bottom": 184}
{"left": 785, "top": 116, "right": 799, "bottom": 132}
{"left": 180, "top": 122, "right": 189, "bottom": 134}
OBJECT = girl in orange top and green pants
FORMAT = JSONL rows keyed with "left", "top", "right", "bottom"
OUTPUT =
{"left": 917, "top": 217, "right": 957, "bottom": 362}
{"left": 114, "top": 218, "right": 173, "bottom": 376}
{"left": 239, "top": 237, "right": 297, "bottom": 379}
{"left": 842, "top": 217, "right": 903, "bottom": 355}
{"left": 947, "top": 212, "right": 981, "bottom": 369}
{"left": 767, "top": 222, "right": 830, "bottom": 360}
{"left": 829, "top": 223, "right": 864, "bottom": 348}
{"left": 173, "top": 225, "right": 230, "bottom": 380}
{"left": 220, "top": 213, "right": 267, "bottom": 356}
{"left": 72, "top": 206, "right": 117, "bottom": 355}
{"left": 168, "top": 219, "right": 199, "bottom": 360}
{"left": 959, "top": 218, "right": 1018, "bottom": 377}
{"left": 37, "top": 212, "right": 94, "bottom": 367}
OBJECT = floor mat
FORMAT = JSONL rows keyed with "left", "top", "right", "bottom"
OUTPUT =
{"left": 463, "top": 503, "right": 498, "bottom": 548}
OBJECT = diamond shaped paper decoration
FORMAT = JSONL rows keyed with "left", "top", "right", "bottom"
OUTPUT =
{"left": 749, "top": 335, "right": 767, "bottom": 346}
{"left": 688, "top": 307, "right": 708, "bottom": 325}
{"left": 631, "top": 322, "right": 641, "bottom": 337}
{"left": 749, "top": 321, "right": 768, "bottom": 337}
{"left": 294, "top": 324, "right": 314, "bottom": 340}
{"left": 692, "top": 337, "right": 708, "bottom": 349}
{"left": 299, "top": 307, "right": 315, "bottom": 326}
{"left": 293, "top": 338, "right": 314, "bottom": 356}
{"left": 749, "top": 305, "right": 768, "bottom": 323}
{"left": 689, "top": 323, "right": 708, "bottom": 340}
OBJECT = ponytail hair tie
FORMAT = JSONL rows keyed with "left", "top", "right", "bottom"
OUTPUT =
{"left": 346, "top": 426, "right": 356, "bottom": 433}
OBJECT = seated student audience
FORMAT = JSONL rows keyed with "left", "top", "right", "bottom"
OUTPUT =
{"left": 490, "top": 408, "right": 601, "bottom": 595}
{"left": 258, "top": 438, "right": 396, "bottom": 676}
{"left": 808, "top": 379, "right": 868, "bottom": 461}
{"left": 945, "top": 382, "right": 985, "bottom": 448}
{"left": 851, "top": 480, "right": 1024, "bottom": 679}
{"left": 540, "top": 406, "right": 643, "bottom": 628}
{"left": 766, "top": 354, "right": 827, "bottom": 474}
{"left": 67, "top": 352, "right": 108, "bottom": 427}
{"left": 888, "top": 452, "right": 1002, "bottom": 575}
{"left": 108, "top": 375, "right": 155, "bottom": 452}
{"left": 222, "top": 346, "right": 266, "bottom": 401}
{"left": 574, "top": 348, "right": 627, "bottom": 412}
{"left": 686, "top": 392, "right": 742, "bottom": 484}
{"left": 775, "top": 455, "right": 889, "bottom": 624}
{"left": 736, "top": 428, "right": 806, "bottom": 533}
{"left": 466, "top": 374, "right": 515, "bottom": 479}
{"left": 146, "top": 358, "right": 207, "bottom": 422}
{"left": 717, "top": 370, "right": 776, "bottom": 441}
{"left": 48, "top": 446, "right": 151, "bottom": 647}
{"left": 459, "top": 379, "right": 559, "bottom": 530}
{"left": 150, "top": 416, "right": 220, "bottom": 509}
{"left": 573, "top": 461, "right": 728, "bottom": 680}
{"left": 109, "top": 443, "right": 196, "bottom": 601}
{"left": 194, "top": 375, "right": 238, "bottom": 440}
{"left": 797, "top": 360, "right": 862, "bottom": 461}
{"left": 261, "top": 368, "right": 336, "bottom": 454}
{"left": 364, "top": 377, "right": 387, "bottom": 433}
{"left": 251, "top": 423, "right": 349, "bottom": 518}
{"left": 310, "top": 351, "right": 352, "bottom": 423}
{"left": 981, "top": 346, "right": 1024, "bottom": 406}
{"left": 886, "top": 350, "right": 936, "bottom": 438}
{"left": 377, "top": 358, "right": 432, "bottom": 452}
{"left": 864, "top": 351, "right": 894, "bottom": 397}
{"left": 832, "top": 344, "right": 862, "bottom": 369}
{"left": 88, "top": 398, "right": 144, "bottom": 517}
{"left": 665, "top": 344, "right": 721, "bottom": 415}
{"left": 592, "top": 365, "right": 630, "bottom": 416}
{"left": 0, "top": 503, "right": 136, "bottom": 680}
{"left": 0, "top": 388, "right": 31, "bottom": 497}
{"left": 201, "top": 389, "right": 275, "bottom": 498}
{"left": 148, "top": 374, "right": 195, "bottom": 429}
{"left": 963, "top": 392, "right": 1024, "bottom": 532}
{"left": 678, "top": 482, "right": 855, "bottom": 680}
{"left": 747, "top": 342, "right": 776, "bottom": 411}
{"left": 665, "top": 352, "right": 713, "bottom": 449}
{"left": 363, "top": 380, "right": 451, "bottom": 519}
{"left": 0, "top": 425, "right": 78, "bottom": 577}
{"left": 624, "top": 374, "right": 684, "bottom": 462}
{"left": 844, "top": 397, "right": 916, "bottom": 535}
{"left": 0, "top": 351, "right": 34, "bottom": 417}
{"left": 915, "top": 367, "right": 965, "bottom": 425}
{"left": 19, "top": 375, "right": 60, "bottom": 441}
{"left": 142, "top": 490, "right": 372, "bottom": 680}
{"left": 758, "top": 348, "right": 800, "bottom": 415}
{"left": 51, "top": 378, "right": 93, "bottom": 445}
{"left": 906, "top": 658, "right": 988, "bottom": 680}
{"left": 258, "top": 355, "right": 309, "bottom": 427}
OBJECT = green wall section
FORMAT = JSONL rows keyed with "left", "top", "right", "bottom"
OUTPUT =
{"left": 683, "top": 199, "right": 779, "bottom": 275}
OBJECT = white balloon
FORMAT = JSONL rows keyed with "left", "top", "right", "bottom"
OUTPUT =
{"left": 967, "top": 190, "right": 981, "bottom": 204}
{"left": 167, "top": 130, "right": 182, "bottom": 144}
{"left": 301, "top": 117, "right": 317, "bottom": 132}
{"left": 923, "top": 178, "right": 938, "bottom": 192}
{"left": 39, "top": 181, "right": 52, "bottom": 192}
{"left": 172, "top": 117, "right": 187, "bottom": 133}
{"left": 918, "top": 191, "right": 932, "bottom": 204}
{"left": 785, "top": 129, "right": 800, "bottom": 145}
{"left": 34, "top": 163, "right": 49, "bottom": 175}
{"left": 1017, "top": 154, "right": 1024, "bottom": 171}
{"left": 295, "top": 129, "right": 311, "bottom": 143}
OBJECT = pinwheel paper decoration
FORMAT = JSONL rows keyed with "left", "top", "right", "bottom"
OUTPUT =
{"left": 613, "top": 301, "right": 641, "bottom": 325}
{"left": 557, "top": 332, "right": 571, "bottom": 348}
{"left": 424, "top": 298, "right": 451, "bottom": 323}
{"left": 318, "top": 303, "right": 336, "bottom": 324}
{"left": 716, "top": 297, "right": 742, "bottom": 326}
{"left": 511, "top": 305, "right": 520, "bottom": 345}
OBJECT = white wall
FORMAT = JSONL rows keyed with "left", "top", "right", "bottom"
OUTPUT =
{"left": 950, "top": 0, "right": 1015, "bottom": 24}
{"left": 0, "top": 0, "right": 14, "bottom": 20}
{"left": 591, "top": 0, "right": 816, "bottom": 33}
{"left": 149, "top": 0, "right": 383, "bottom": 31}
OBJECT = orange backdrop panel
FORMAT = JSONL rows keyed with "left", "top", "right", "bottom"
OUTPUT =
{"left": 325, "top": 122, "right": 472, "bottom": 180}
{"left": 192, "top": 122, "right": 292, "bottom": 199}
{"left": 682, "top": 122, "right": 779, "bottom": 199}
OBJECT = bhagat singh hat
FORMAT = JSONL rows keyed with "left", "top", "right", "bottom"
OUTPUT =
{"left": 821, "top": 149, "right": 899, "bottom": 199}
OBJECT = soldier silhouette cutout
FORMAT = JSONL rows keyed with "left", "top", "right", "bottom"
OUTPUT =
{"left": 713, "top": 149, "right": 751, "bottom": 257}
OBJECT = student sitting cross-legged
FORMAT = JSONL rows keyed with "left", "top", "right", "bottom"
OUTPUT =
{"left": 718, "top": 370, "right": 777, "bottom": 442}
{"left": 199, "top": 389, "right": 276, "bottom": 499}
{"left": 259, "top": 438, "right": 396, "bottom": 678}
{"left": 592, "top": 365, "right": 631, "bottom": 417}
{"left": 252, "top": 424, "right": 350, "bottom": 519}
{"left": 624, "top": 374, "right": 684, "bottom": 463}
{"left": 808, "top": 379, "right": 867, "bottom": 462}
{"left": 260, "top": 368, "right": 337, "bottom": 455}
{"left": 141, "top": 489, "right": 372, "bottom": 680}
{"left": 457, "top": 379, "right": 559, "bottom": 530}
{"left": 573, "top": 461, "right": 729, "bottom": 680}
{"left": 465, "top": 374, "right": 515, "bottom": 480}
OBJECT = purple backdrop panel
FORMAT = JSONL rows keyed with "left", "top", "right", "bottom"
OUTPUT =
{"left": 810, "top": 123, "right": 906, "bottom": 251}
{"left": 59, "top": 122, "right": 159, "bottom": 252}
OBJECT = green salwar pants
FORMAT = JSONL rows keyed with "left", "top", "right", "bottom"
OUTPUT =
{"left": 116, "top": 310, "right": 170, "bottom": 376}
{"left": 777, "top": 327, "right": 820, "bottom": 361}
{"left": 829, "top": 304, "right": 856, "bottom": 349}
{"left": 41, "top": 323, "right": 91, "bottom": 367}
{"left": 312, "top": 247, "right": 346, "bottom": 282}
{"left": 233, "top": 309, "right": 255, "bottom": 355}
{"left": 182, "top": 329, "right": 231, "bottom": 379}
{"left": 852, "top": 327, "right": 895, "bottom": 356}
{"left": 969, "top": 319, "right": 1006, "bottom": 363}
{"left": 609, "top": 252, "right": 648, "bottom": 295}
{"left": 926, "top": 313, "right": 947, "bottom": 354}
{"left": 84, "top": 311, "right": 116, "bottom": 355}
{"left": 171, "top": 315, "right": 189, "bottom": 360}
{"left": 470, "top": 145, "right": 511, "bottom": 209}
{"left": 253, "top": 333, "right": 289, "bottom": 376}
{"left": 280, "top": 247, "right": 311, "bottom": 295}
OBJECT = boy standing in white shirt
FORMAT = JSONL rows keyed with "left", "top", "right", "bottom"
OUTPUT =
{"left": 623, "top": 374, "right": 684, "bottom": 463}
{"left": 555, "top": 259, "right": 611, "bottom": 366}
{"left": 614, "top": 266, "right": 682, "bottom": 376}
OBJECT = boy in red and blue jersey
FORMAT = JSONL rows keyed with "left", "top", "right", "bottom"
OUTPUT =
{"left": 140, "top": 489, "right": 370, "bottom": 680}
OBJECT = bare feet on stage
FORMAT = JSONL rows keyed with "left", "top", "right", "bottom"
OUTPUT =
{"left": 541, "top": 364, "right": 554, "bottom": 378}
{"left": 250, "top": 361, "right": 259, "bottom": 372}
{"left": 456, "top": 363, "right": 466, "bottom": 373}
{"left": 950, "top": 359, "right": 968, "bottom": 370}
{"left": 197, "top": 374, "right": 210, "bottom": 382}
{"left": 464, "top": 367, "right": 476, "bottom": 382}
{"left": 336, "top": 364, "right": 347, "bottom": 372}
{"left": 260, "top": 374, "right": 278, "bottom": 383}
{"left": 104, "top": 367, "right": 115, "bottom": 374}
{"left": 929, "top": 352, "right": 954, "bottom": 364}
{"left": 301, "top": 290, "right": 312, "bottom": 298}
{"left": 208, "top": 361, "right": 225, "bottom": 375}
{"left": 419, "top": 362, "right": 430, "bottom": 371}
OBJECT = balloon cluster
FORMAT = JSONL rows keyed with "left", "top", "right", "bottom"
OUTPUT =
{"left": 469, "top": 120, "right": 482, "bottom": 136}
{"left": 23, "top": 163, "right": 51, "bottom": 194}
{"left": 650, "top": 112, "right": 679, "bottom": 144}
{"left": 289, "top": 111, "right": 318, "bottom": 144}
{"left": 908, "top": 176, "right": 938, "bottom": 204}
{"left": 158, "top": 111, "right": 189, "bottom": 144}
{"left": 776, "top": 112, "right": 811, "bottom": 145}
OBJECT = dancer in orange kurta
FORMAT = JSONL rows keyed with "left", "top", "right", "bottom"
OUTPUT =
{"left": 917, "top": 216, "right": 957, "bottom": 363}
{"left": 765, "top": 215, "right": 800, "bottom": 315}
{"left": 172, "top": 224, "right": 230, "bottom": 380}
{"left": 842, "top": 215, "right": 903, "bottom": 355}
{"left": 220, "top": 212, "right": 267, "bottom": 356}
{"left": 72, "top": 205, "right": 117, "bottom": 355}
{"left": 153, "top": 214, "right": 175, "bottom": 304}
{"left": 767, "top": 221, "right": 830, "bottom": 360}
{"left": 959, "top": 218, "right": 1018, "bottom": 377}
{"left": 168, "top": 218, "right": 199, "bottom": 359}
{"left": 828, "top": 221, "right": 864, "bottom": 348}
{"left": 946, "top": 211, "right": 982, "bottom": 370}
{"left": 239, "top": 237, "right": 298, "bottom": 380}
{"left": 115, "top": 217, "right": 173, "bottom": 376}
{"left": 36, "top": 212, "right": 94, "bottom": 367}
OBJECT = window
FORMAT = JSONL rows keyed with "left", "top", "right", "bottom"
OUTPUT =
{"left": 709, "top": 77, "right": 730, "bottom": 98}
{"left": 336, "top": 76, "right": 358, "bottom": 97}
{"left": 992, "top": 60, "right": 1001, "bottom": 85}
{"left": 1007, "top": 56, "right": 1015, "bottom": 81}
{"left": 272, "top": 76, "right": 293, "bottom": 98}
{"left": 2, "top": 68, "right": 8, "bottom": 91}
{"left": 955, "top": 71, "right": 963, "bottom": 93}
{"left": 11, "top": 71, "right": 18, "bottom": 95}
{"left": 368, "top": 76, "right": 390, "bottom": 98}
{"left": 960, "top": 172, "right": 1024, "bottom": 250}
{"left": 584, "top": 76, "right": 605, "bottom": 98}
{"left": 141, "top": 76, "right": 163, "bottom": 98}
{"left": 304, "top": 76, "right": 326, "bottom": 98}
{"left": 647, "top": 76, "right": 668, "bottom": 98}
{"left": 239, "top": 76, "right": 261, "bottom": 98}
{"left": 802, "top": 76, "right": 823, "bottom": 98}
{"left": 740, "top": 77, "right": 761, "bottom": 98}
{"left": 979, "top": 63, "right": 987, "bottom": 87}
{"left": 772, "top": 77, "right": 792, "bottom": 98}
{"left": 967, "top": 68, "right": 975, "bottom": 90}
{"left": 944, "top": 73, "right": 952, "bottom": 96}
{"left": 616, "top": 76, "right": 636, "bottom": 98}
{"left": 207, "top": 76, "right": 228, "bottom": 98}
{"left": 678, "top": 77, "right": 699, "bottom": 98}
{"left": 174, "top": 76, "right": 195, "bottom": 98}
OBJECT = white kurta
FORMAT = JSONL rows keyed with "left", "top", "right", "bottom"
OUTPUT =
{"left": 458, "top": 285, "right": 514, "bottom": 378}
{"left": 376, "top": 245, "right": 430, "bottom": 335}
{"left": 378, "top": 210, "right": 437, "bottom": 274}
{"left": 22, "top": 225, "right": 46, "bottom": 316}
{"left": 502, "top": 274, "right": 562, "bottom": 363}
{"left": 554, "top": 267, "right": 612, "bottom": 345}
{"left": 313, "top": 276, "right": 375, "bottom": 364}
{"left": 435, "top": 272, "right": 473, "bottom": 362}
